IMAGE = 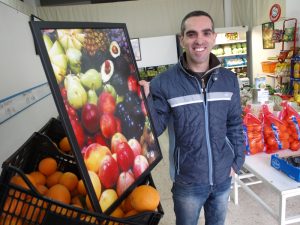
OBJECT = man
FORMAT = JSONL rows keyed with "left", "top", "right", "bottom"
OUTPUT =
{"left": 139, "top": 10, "right": 245, "bottom": 225}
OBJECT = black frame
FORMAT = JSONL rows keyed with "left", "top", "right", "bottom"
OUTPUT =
{"left": 30, "top": 14, "right": 43, "bottom": 55}
{"left": 29, "top": 21, "right": 162, "bottom": 215}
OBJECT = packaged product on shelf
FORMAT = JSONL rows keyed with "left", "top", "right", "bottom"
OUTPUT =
{"left": 243, "top": 106, "right": 265, "bottom": 155}
{"left": 293, "top": 82, "right": 300, "bottom": 97}
{"left": 278, "top": 101, "right": 300, "bottom": 151}
{"left": 255, "top": 77, "right": 267, "bottom": 89}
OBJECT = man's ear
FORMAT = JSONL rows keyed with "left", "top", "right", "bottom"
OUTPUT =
{"left": 212, "top": 32, "right": 217, "bottom": 45}
{"left": 179, "top": 35, "right": 184, "bottom": 49}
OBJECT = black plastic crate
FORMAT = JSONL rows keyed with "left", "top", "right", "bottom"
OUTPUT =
{"left": 0, "top": 132, "right": 163, "bottom": 225}
{"left": 38, "top": 117, "right": 67, "bottom": 147}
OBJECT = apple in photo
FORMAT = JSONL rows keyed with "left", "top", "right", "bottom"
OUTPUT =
{"left": 97, "top": 91, "right": 116, "bottom": 115}
{"left": 100, "top": 113, "right": 117, "bottom": 139}
{"left": 116, "top": 171, "right": 135, "bottom": 197}
{"left": 111, "top": 132, "right": 127, "bottom": 154}
{"left": 70, "top": 119, "right": 85, "bottom": 148}
{"left": 94, "top": 132, "right": 107, "bottom": 146}
{"left": 84, "top": 143, "right": 111, "bottom": 173}
{"left": 127, "top": 138, "right": 142, "bottom": 157}
{"left": 98, "top": 154, "right": 120, "bottom": 189}
{"left": 133, "top": 155, "right": 149, "bottom": 179}
{"left": 116, "top": 142, "right": 134, "bottom": 172}
{"left": 81, "top": 103, "right": 100, "bottom": 133}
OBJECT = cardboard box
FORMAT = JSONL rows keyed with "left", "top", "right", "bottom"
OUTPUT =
{"left": 271, "top": 154, "right": 300, "bottom": 182}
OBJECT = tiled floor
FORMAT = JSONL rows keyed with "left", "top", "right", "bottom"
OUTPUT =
{"left": 152, "top": 131, "right": 300, "bottom": 225}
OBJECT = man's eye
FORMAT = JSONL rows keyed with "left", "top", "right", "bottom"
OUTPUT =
{"left": 204, "top": 31, "right": 213, "bottom": 36}
{"left": 186, "top": 32, "right": 197, "bottom": 38}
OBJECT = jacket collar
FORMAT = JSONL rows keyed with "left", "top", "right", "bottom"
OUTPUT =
{"left": 179, "top": 52, "right": 221, "bottom": 76}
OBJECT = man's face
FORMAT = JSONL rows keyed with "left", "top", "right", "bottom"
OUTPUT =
{"left": 180, "top": 16, "right": 217, "bottom": 71}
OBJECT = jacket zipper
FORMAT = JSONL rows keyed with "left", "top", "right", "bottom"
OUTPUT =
{"left": 178, "top": 61, "right": 217, "bottom": 185}
{"left": 201, "top": 78, "right": 214, "bottom": 185}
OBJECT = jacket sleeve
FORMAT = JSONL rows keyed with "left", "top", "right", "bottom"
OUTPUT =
{"left": 226, "top": 76, "right": 245, "bottom": 173}
{"left": 146, "top": 76, "right": 171, "bottom": 136}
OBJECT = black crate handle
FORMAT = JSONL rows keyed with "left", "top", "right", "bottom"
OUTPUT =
{"left": 5, "top": 165, "right": 41, "bottom": 196}
{"left": 36, "top": 132, "right": 75, "bottom": 160}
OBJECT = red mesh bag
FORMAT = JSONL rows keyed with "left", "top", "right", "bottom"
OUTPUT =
{"left": 243, "top": 105, "right": 265, "bottom": 155}
{"left": 261, "top": 104, "right": 289, "bottom": 154}
{"left": 278, "top": 101, "right": 300, "bottom": 151}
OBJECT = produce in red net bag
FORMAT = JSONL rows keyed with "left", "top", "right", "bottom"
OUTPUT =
{"left": 243, "top": 105, "right": 264, "bottom": 155}
{"left": 261, "top": 104, "right": 289, "bottom": 154}
{"left": 278, "top": 101, "right": 300, "bottom": 151}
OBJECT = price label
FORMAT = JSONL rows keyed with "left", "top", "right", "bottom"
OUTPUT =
{"left": 0, "top": 83, "right": 51, "bottom": 124}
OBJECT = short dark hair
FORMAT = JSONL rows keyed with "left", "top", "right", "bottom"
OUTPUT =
{"left": 180, "top": 10, "right": 215, "bottom": 35}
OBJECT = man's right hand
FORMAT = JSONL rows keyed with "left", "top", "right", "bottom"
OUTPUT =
{"left": 138, "top": 80, "right": 150, "bottom": 98}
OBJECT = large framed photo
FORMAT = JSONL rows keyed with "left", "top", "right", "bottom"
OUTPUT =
{"left": 262, "top": 22, "right": 275, "bottom": 49}
{"left": 30, "top": 21, "right": 162, "bottom": 214}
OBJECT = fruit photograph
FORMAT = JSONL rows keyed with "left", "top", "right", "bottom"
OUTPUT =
{"left": 35, "top": 25, "right": 162, "bottom": 213}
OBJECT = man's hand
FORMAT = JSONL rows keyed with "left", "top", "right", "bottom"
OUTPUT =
{"left": 230, "top": 167, "right": 235, "bottom": 177}
{"left": 139, "top": 80, "right": 150, "bottom": 98}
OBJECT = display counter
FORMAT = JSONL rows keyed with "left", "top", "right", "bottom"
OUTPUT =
{"left": 233, "top": 150, "right": 300, "bottom": 225}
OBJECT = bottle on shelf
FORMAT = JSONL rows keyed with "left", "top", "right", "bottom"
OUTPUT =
{"left": 293, "top": 82, "right": 299, "bottom": 97}
{"left": 294, "top": 62, "right": 300, "bottom": 78}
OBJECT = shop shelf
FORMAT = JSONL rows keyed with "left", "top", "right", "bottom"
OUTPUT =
{"left": 261, "top": 61, "right": 277, "bottom": 73}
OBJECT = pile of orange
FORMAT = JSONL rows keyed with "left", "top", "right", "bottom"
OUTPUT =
{"left": 263, "top": 121, "right": 289, "bottom": 153}
{"left": 120, "top": 184, "right": 160, "bottom": 218}
{"left": 2, "top": 156, "right": 83, "bottom": 224}
{"left": 58, "top": 137, "right": 72, "bottom": 153}
{"left": 246, "top": 124, "right": 264, "bottom": 155}
{"left": 2, "top": 156, "right": 161, "bottom": 224}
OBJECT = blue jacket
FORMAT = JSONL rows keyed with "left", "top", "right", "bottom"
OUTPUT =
{"left": 147, "top": 53, "right": 245, "bottom": 185}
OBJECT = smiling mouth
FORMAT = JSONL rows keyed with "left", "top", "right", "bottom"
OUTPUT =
{"left": 194, "top": 47, "right": 205, "bottom": 52}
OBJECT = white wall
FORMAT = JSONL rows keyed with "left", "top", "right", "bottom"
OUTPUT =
{"left": 0, "top": 2, "right": 58, "bottom": 167}
{"left": 136, "top": 35, "right": 178, "bottom": 68}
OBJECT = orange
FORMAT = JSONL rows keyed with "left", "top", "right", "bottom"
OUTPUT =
{"left": 38, "top": 157, "right": 57, "bottom": 176}
{"left": 71, "top": 195, "right": 83, "bottom": 208}
{"left": 121, "top": 197, "right": 133, "bottom": 213}
{"left": 46, "top": 184, "right": 71, "bottom": 205}
{"left": 58, "top": 172, "right": 78, "bottom": 192}
{"left": 108, "top": 207, "right": 124, "bottom": 225}
{"left": 70, "top": 188, "right": 79, "bottom": 197}
{"left": 77, "top": 179, "right": 87, "bottom": 196}
{"left": 10, "top": 174, "right": 36, "bottom": 200}
{"left": 124, "top": 209, "right": 138, "bottom": 217}
{"left": 59, "top": 137, "right": 72, "bottom": 152}
{"left": 36, "top": 184, "right": 48, "bottom": 195}
{"left": 10, "top": 174, "right": 36, "bottom": 189}
{"left": 46, "top": 171, "right": 63, "bottom": 188}
{"left": 290, "top": 141, "right": 300, "bottom": 151}
{"left": 129, "top": 185, "right": 160, "bottom": 212}
{"left": 110, "top": 207, "right": 124, "bottom": 217}
{"left": 29, "top": 171, "right": 46, "bottom": 185}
